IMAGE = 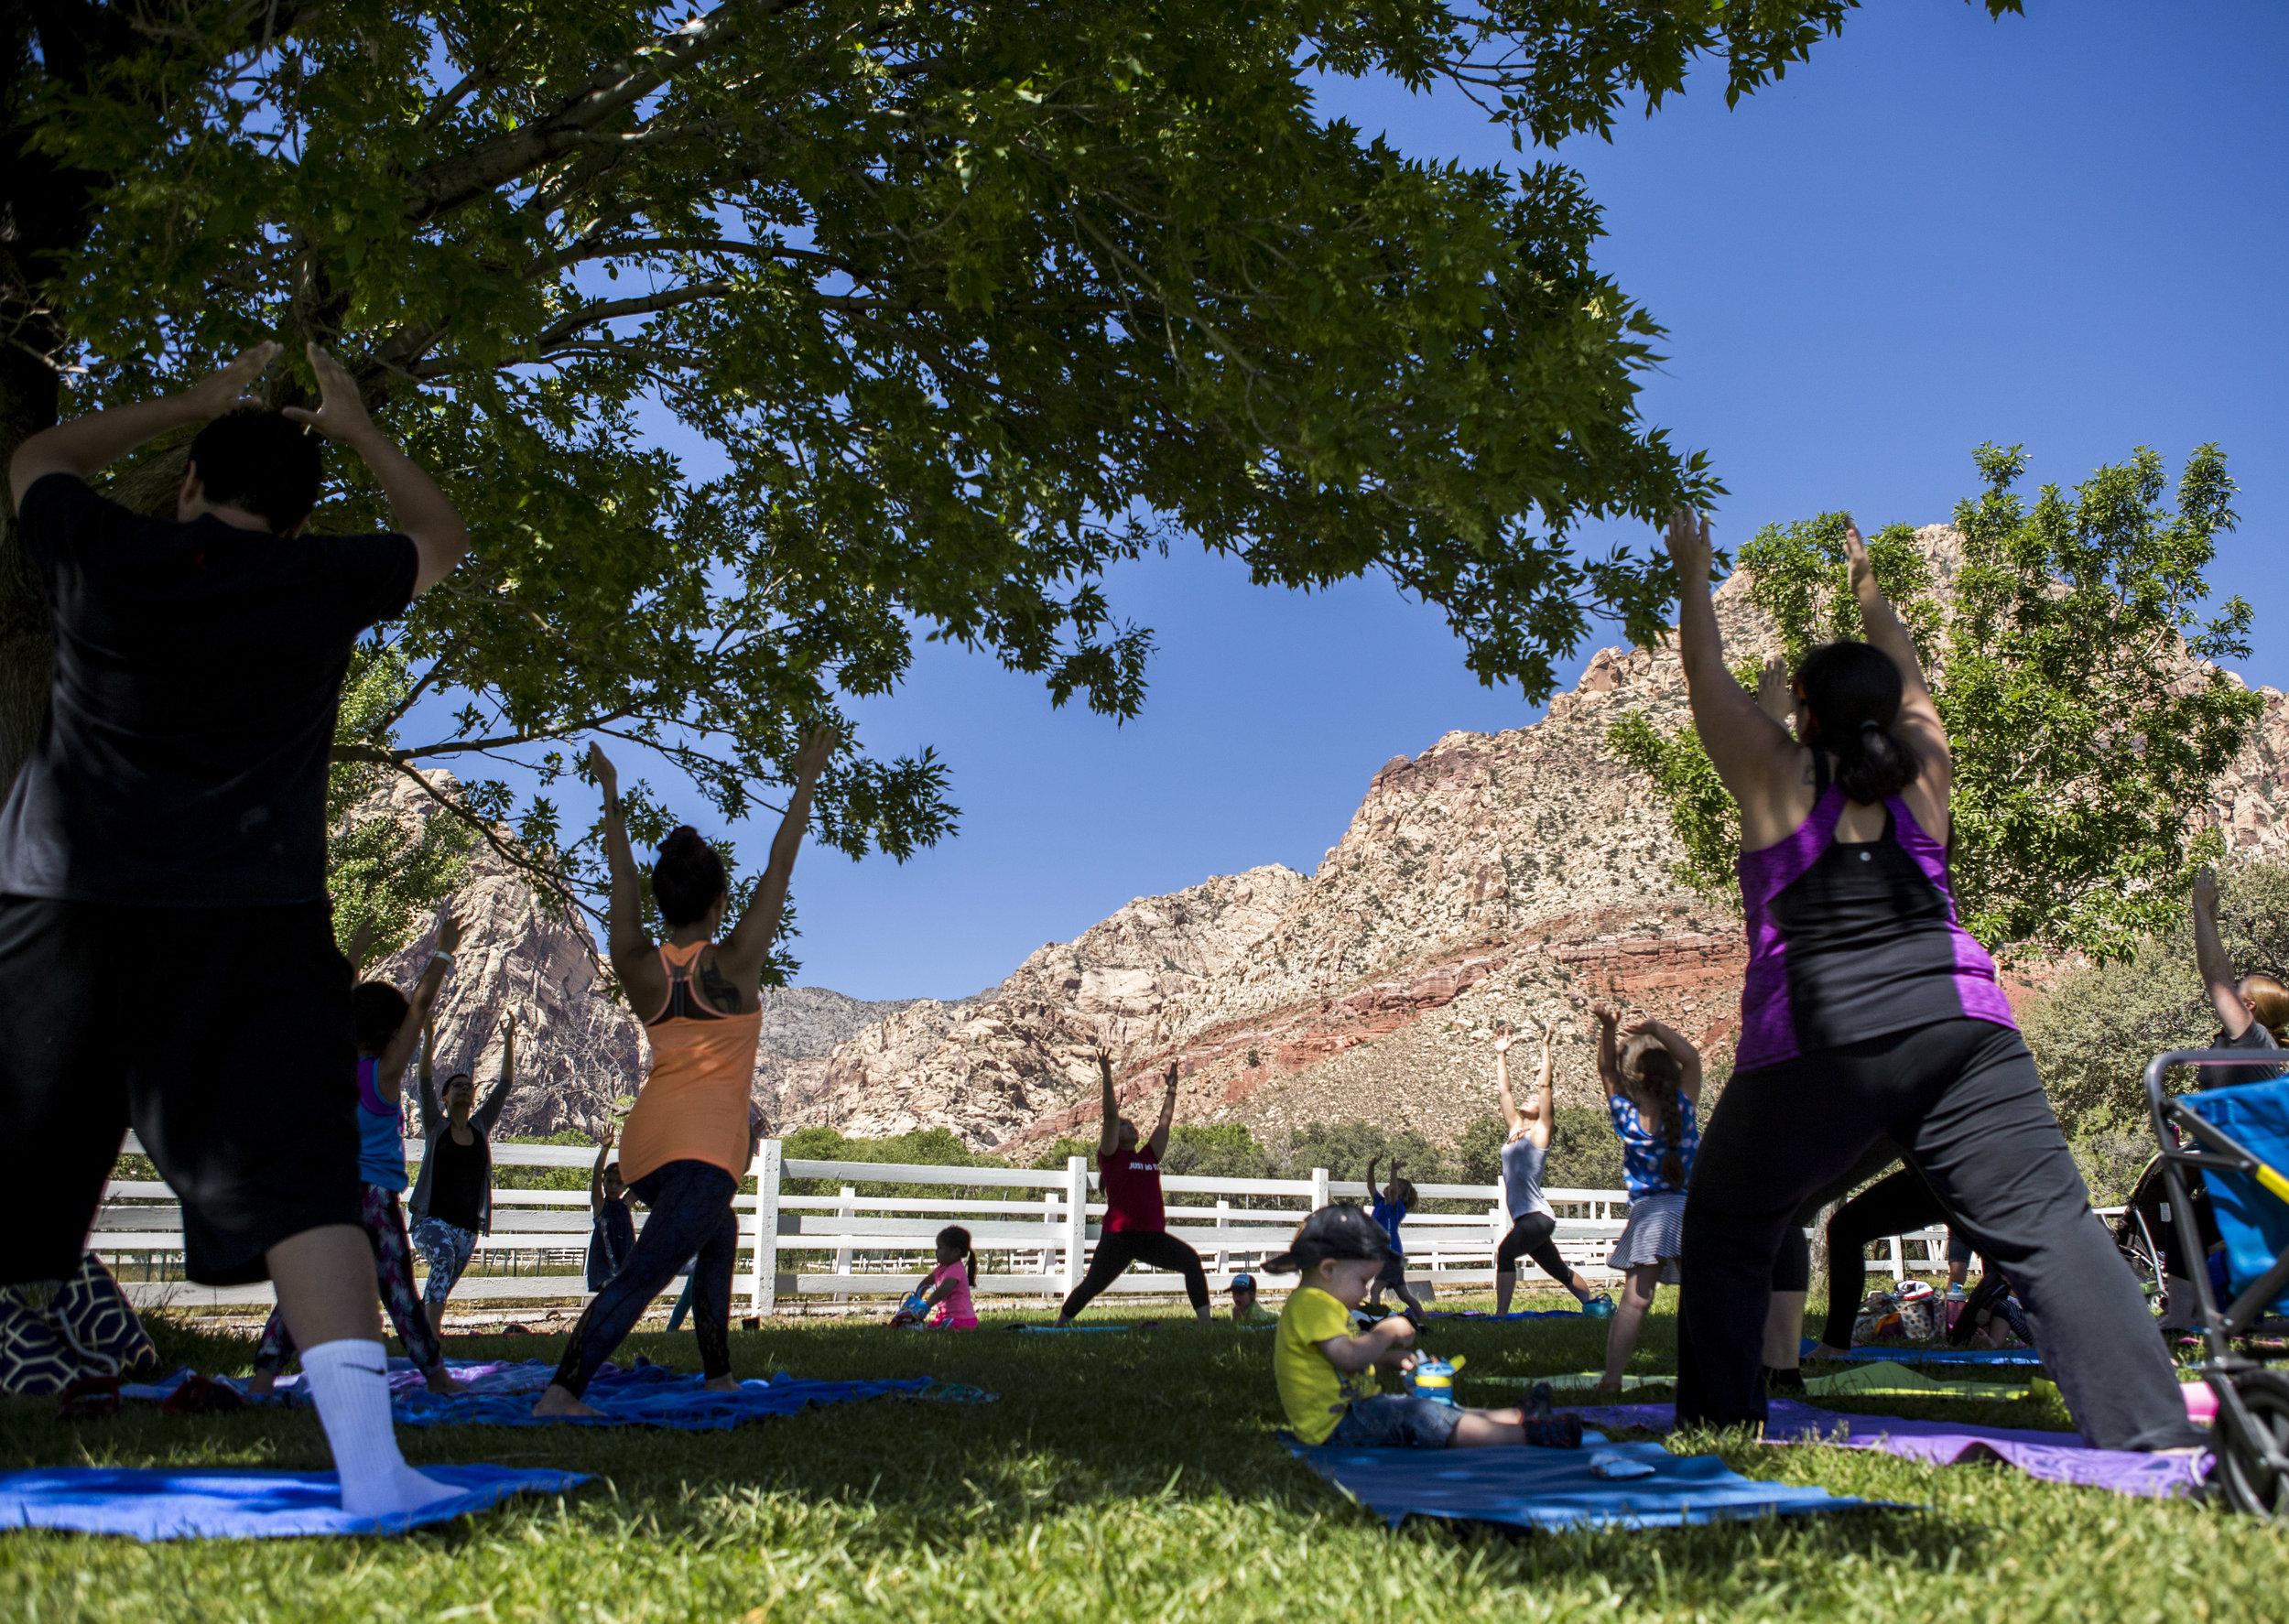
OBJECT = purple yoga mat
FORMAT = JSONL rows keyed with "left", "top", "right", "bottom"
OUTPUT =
{"left": 1575, "top": 1401, "right": 2209, "bottom": 1499}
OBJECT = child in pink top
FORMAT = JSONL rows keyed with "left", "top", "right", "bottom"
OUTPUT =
{"left": 917, "top": 1225, "right": 979, "bottom": 1330}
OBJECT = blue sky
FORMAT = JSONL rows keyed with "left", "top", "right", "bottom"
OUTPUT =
{"left": 624, "top": 0, "right": 2289, "bottom": 1001}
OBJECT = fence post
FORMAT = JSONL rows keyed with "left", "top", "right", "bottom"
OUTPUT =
{"left": 1216, "top": 1198, "right": 1231, "bottom": 1273}
{"left": 1887, "top": 1232, "right": 1904, "bottom": 1283}
{"left": 1063, "top": 1155, "right": 1088, "bottom": 1294}
{"left": 832, "top": 1186, "right": 855, "bottom": 1302}
{"left": 1310, "top": 1167, "right": 1329, "bottom": 1211}
{"left": 749, "top": 1137, "right": 782, "bottom": 1316}
{"left": 1042, "top": 1190, "right": 1058, "bottom": 1281}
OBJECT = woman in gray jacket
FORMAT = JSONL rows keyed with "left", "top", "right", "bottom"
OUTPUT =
{"left": 409, "top": 1012, "right": 523, "bottom": 1336}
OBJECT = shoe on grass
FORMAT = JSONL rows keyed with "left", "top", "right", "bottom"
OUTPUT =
{"left": 1582, "top": 1294, "right": 1616, "bottom": 1320}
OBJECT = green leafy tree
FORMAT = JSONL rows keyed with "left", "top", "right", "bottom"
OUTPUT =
{"left": 2, "top": 1, "right": 2017, "bottom": 933}
{"left": 780, "top": 1124, "right": 1007, "bottom": 1200}
{"left": 328, "top": 644, "right": 474, "bottom": 962}
{"left": 1611, "top": 446, "right": 2262, "bottom": 959}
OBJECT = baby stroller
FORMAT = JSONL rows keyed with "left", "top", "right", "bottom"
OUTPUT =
{"left": 2143, "top": 1045, "right": 2289, "bottom": 1517}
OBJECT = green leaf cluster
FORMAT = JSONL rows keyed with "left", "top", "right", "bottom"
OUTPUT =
{"left": 1607, "top": 446, "right": 2262, "bottom": 960}
{"left": 6, "top": 0, "right": 2007, "bottom": 944}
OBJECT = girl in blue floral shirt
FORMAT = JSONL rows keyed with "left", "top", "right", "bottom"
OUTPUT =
{"left": 1591, "top": 1004, "right": 1702, "bottom": 1391}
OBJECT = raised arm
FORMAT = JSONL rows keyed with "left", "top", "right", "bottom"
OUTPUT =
{"left": 717, "top": 723, "right": 839, "bottom": 980}
{"left": 1627, "top": 1018, "right": 1706, "bottom": 1103}
{"left": 373, "top": 908, "right": 463, "bottom": 1094}
{"left": 2192, "top": 867, "right": 2253, "bottom": 1040}
{"left": 590, "top": 1129, "right": 613, "bottom": 1214}
{"left": 416, "top": 1039, "right": 443, "bottom": 1135}
{"left": 282, "top": 344, "right": 468, "bottom": 596}
{"left": 1364, "top": 1153, "right": 1383, "bottom": 1197}
{"left": 1591, "top": 1005, "right": 1625, "bottom": 1100}
{"left": 1095, "top": 1052, "right": 1121, "bottom": 1157}
{"left": 1147, "top": 1063, "right": 1177, "bottom": 1157}
{"left": 1492, "top": 1025, "right": 1524, "bottom": 1135}
{"left": 1754, "top": 652, "right": 1795, "bottom": 731}
{"left": 476, "top": 1012, "right": 518, "bottom": 1131}
{"left": 1843, "top": 520, "right": 1950, "bottom": 810}
{"left": 8, "top": 341, "right": 279, "bottom": 507}
{"left": 590, "top": 743, "right": 666, "bottom": 1015}
{"left": 1663, "top": 509, "right": 1805, "bottom": 849}
{"left": 1526, "top": 1023, "right": 1557, "bottom": 1153}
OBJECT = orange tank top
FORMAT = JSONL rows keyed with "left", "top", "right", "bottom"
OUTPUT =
{"left": 616, "top": 941, "right": 763, "bottom": 1184}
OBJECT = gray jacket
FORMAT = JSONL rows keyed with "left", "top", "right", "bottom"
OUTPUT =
{"left": 408, "top": 1064, "right": 517, "bottom": 1234}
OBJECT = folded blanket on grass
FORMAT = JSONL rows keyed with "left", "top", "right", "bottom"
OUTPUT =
{"left": 1574, "top": 1400, "right": 2208, "bottom": 1499}
{"left": 1801, "top": 1363, "right": 2034, "bottom": 1401}
{"left": 1288, "top": 1431, "right": 1885, "bottom": 1531}
{"left": 1802, "top": 1341, "right": 2045, "bottom": 1367}
{"left": 129, "top": 1360, "right": 941, "bottom": 1430}
{"left": 0, "top": 1464, "right": 586, "bottom": 1540}
{"left": 1421, "top": 1310, "right": 1584, "bottom": 1321}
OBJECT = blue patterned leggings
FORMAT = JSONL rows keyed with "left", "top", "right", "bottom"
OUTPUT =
{"left": 255, "top": 1183, "right": 442, "bottom": 1374}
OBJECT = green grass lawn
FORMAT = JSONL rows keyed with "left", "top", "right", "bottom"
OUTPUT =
{"left": 0, "top": 1291, "right": 2275, "bottom": 1622}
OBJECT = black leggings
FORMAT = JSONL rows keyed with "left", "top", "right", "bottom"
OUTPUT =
{"left": 1494, "top": 1212, "right": 1575, "bottom": 1288}
{"left": 1677, "top": 1017, "right": 2201, "bottom": 1450}
{"left": 1059, "top": 1229, "right": 1209, "bottom": 1318}
{"left": 1819, "top": 1166, "right": 1949, "bottom": 1348}
{"left": 552, "top": 1159, "right": 738, "bottom": 1397}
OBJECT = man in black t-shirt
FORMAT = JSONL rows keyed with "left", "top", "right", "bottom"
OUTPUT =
{"left": 1, "top": 341, "right": 469, "bottom": 1518}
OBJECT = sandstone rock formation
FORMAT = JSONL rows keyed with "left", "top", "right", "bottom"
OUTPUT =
{"left": 784, "top": 525, "right": 2289, "bottom": 1154}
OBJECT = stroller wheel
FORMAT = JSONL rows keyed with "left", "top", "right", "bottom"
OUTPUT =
{"left": 2216, "top": 1370, "right": 2289, "bottom": 1520}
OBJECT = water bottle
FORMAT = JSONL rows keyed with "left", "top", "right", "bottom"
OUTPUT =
{"left": 1409, "top": 1352, "right": 1466, "bottom": 1406}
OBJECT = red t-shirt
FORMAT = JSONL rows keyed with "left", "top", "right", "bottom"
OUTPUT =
{"left": 1099, "top": 1144, "right": 1166, "bottom": 1233}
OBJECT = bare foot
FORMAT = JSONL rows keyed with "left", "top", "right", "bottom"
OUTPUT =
{"left": 424, "top": 1366, "right": 467, "bottom": 1396}
{"left": 702, "top": 1374, "right": 740, "bottom": 1392}
{"left": 1806, "top": 1343, "right": 1852, "bottom": 1361}
{"left": 1594, "top": 1380, "right": 1625, "bottom": 1394}
{"left": 530, "top": 1383, "right": 601, "bottom": 1419}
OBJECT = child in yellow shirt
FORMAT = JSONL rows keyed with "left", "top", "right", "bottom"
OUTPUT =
{"left": 1266, "top": 1205, "right": 1582, "bottom": 1448}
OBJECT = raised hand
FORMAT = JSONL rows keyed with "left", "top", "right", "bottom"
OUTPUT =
{"left": 1164, "top": 1062, "right": 1179, "bottom": 1092}
{"left": 1756, "top": 652, "right": 1793, "bottom": 725}
{"left": 1491, "top": 1023, "right": 1513, "bottom": 1056}
{"left": 279, "top": 342, "right": 378, "bottom": 445}
{"left": 435, "top": 904, "right": 464, "bottom": 958}
{"left": 791, "top": 721, "right": 840, "bottom": 782}
{"left": 2192, "top": 864, "right": 2218, "bottom": 915}
{"left": 1841, "top": 517, "right": 1874, "bottom": 593}
{"left": 183, "top": 341, "right": 282, "bottom": 418}
{"left": 1590, "top": 1002, "right": 1622, "bottom": 1028}
{"left": 589, "top": 741, "right": 619, "bottom": 799}
{"left": 1663, "top": 507, "right": 1712, "bottom": 586}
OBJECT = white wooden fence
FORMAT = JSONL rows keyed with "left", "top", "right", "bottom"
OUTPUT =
{"left": 99, "top": 1137, "right": 1950, "bottom": 1313}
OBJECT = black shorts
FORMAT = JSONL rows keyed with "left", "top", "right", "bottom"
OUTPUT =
{"left": 0, "top": 896, "right": 362, "bottom": 1285}
{"left": 1375, "top": 1255, "right": 1408, "bottom": 1286}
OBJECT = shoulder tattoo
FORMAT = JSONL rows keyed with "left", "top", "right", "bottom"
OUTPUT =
{"left": 699, "top": 956, "right": 745, "bottom": 1012}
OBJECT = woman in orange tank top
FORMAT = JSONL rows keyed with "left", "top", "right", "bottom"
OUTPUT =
{"left": 535, "top": 726, "right": 836, "bottom": 1419}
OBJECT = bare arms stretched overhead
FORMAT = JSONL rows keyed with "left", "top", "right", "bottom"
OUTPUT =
{"left": 588, "top": 725, "right": 838, "bottom": 1017}
{"left": 1664, "top": 508, "right": 1950, "bottom": 848}
{"left": 1095, "top": 1053, "right": 1178, "bottom": 1158}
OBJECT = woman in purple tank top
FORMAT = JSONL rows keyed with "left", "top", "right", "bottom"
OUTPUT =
{"left": 1662, "top": 510, "right": 2202, "bottom": 1453}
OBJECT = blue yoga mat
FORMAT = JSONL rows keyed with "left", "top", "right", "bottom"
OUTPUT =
{"left": 391, "top": 1360, "right": 931, "bottom": 1428}
{"left": 1289, "top": 1433, "right": 1885, "bottom": 1531}
{"left": 0, "top": 1464, "right": 586, "bottom": 1541}
{"left": 1012, "top": 1325, "right": 1139, "bottom": 1335}
{"left": 1800, "top": 1340, "right": 2045, "bottom": 1367}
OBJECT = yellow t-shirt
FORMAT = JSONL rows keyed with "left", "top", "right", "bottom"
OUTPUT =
{"left": 1275, "top": 1286, "right": 1380, "bottom": 1445}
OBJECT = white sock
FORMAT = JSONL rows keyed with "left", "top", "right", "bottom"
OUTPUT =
{"left": 300, "top": 1339, "right": 458, "bottom": 1520}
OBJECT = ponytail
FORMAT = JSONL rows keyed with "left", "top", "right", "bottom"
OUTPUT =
{"left": 1619, "top": 1034, "right": 1687, "bottom": 1189}
{"left": 1796, "top": 642, "right": 1922, "bottom": 804}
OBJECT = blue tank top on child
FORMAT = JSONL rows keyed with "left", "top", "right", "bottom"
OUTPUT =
{"left": 1368, "top": 1191, "right": 1407, "bottom": 1256}
{"left": 1609, "top": 1092, "right": 1697, "bottom": 1197}
{"left": 355, "top": 1056, "right": 408, "bottom": 1191}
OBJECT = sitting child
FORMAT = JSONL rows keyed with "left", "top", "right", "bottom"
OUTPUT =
{"left": 1264, "top": 1204, "right": 1581, "bottom": 1449}
{"left": 910, "top": 1225, "right": 980, "bottom": 1330}
{"left": 1230, "top": 1272, "right": 1275, "bottom": 1325}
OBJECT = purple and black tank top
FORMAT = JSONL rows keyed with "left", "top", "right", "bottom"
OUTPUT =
{"left": 1734, "top": 761, "right": 2014, "bottom": 1072}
